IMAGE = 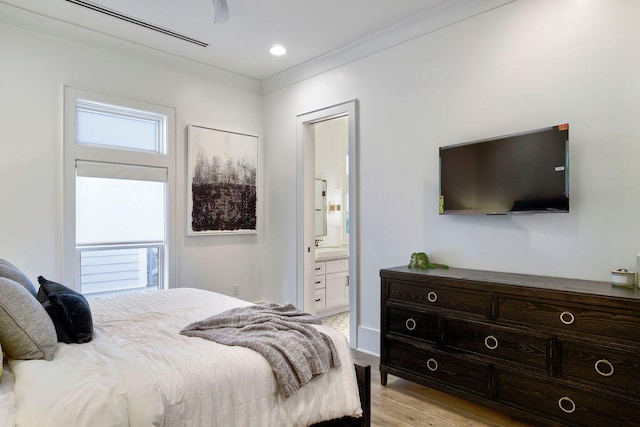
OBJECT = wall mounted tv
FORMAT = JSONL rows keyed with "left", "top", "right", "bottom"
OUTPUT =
{"left": 439, "top": 124, "right": 569, "bottom": 215}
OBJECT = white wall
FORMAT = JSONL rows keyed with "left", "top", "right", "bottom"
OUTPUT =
{"left": 0, "top": 23, "right": 264, "bottom": 301}
{"left": 315, "top": 117, "right": 348, "bottom": 248}
{"left": 262, "top": 0, "right": 640, "bottom": 353}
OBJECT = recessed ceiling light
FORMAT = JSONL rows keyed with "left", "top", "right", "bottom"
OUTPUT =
{"left": 269, "top": 45, "right": 287, "bottom": 56}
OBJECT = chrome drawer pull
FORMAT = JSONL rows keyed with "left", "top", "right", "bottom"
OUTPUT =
{"left": 559, "top": 311, "right": 575, "bottom": 325}
{"left": 427, "top": 291, "right": 438, "bottom": 303}
{"left": 484, "top": 335, "right": 499, "bottom": 350}
{"left": 594, "top": 359, "right": 614, "bottom": 377}
{"left": 426, "top": 358, "right": 438, "bottom": 372}
{"left": 405, "top": 318, "right": 417, "bottom": 331}
{"left": 558, "top": 397, "right": 576, "bottom": 414}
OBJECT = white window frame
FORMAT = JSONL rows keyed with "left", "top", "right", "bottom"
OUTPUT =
{"left": 63, "top": 87, "right": 176, "bottom": 292}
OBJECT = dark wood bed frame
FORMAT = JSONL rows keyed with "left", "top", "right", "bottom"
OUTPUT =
{"left": 312, "top": 364, "right": 371, "bottom": 427}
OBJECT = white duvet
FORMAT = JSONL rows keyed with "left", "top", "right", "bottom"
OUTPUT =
{"left": 5, "top": 288, "right": 361, "bottom": 427}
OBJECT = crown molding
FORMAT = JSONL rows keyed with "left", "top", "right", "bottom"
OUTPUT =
{"left": 261, "top": 0, "right": 515, "bottom": 95}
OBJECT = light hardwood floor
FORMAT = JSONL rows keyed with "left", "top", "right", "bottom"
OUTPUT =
{"left": 350, "top": 350, "right": 533, "bottom": 427}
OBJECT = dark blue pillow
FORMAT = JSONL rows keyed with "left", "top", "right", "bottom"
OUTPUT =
{"left": 37, "top": 276, "right": 93, "bottom": 344}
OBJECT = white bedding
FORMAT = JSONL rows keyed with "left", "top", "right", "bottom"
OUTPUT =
{"left": 0, "top": 362, "right": 15, "bottom": 427}
{"left": 7, "top": 288, "right": 361, "bottom": 427}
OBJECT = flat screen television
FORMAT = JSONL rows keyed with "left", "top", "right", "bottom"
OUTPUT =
{"left": 439, "top": 124, "right": 569, "bottom": 215}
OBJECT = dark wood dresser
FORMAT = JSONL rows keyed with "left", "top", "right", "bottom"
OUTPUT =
{"left": 380, "top": 266, "right": 640, "bottom": 426}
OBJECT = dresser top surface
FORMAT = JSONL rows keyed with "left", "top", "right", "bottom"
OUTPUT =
{"left": 381, "top": 266, "right": 640, "bottom": 302}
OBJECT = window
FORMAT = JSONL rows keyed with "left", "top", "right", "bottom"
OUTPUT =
{"left": 75, "top": 99, "right": 166, "bottom": 152}
{"left": 64, "top": 88, "right": 175, "bottom": 295}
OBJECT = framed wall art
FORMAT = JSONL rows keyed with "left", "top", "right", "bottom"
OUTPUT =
{"left": 187, "top": 125, "right": 258, "bottom": 235}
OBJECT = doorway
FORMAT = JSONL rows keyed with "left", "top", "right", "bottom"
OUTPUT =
{"left": 296, "top": 100, "right": 358, "bottom": 347}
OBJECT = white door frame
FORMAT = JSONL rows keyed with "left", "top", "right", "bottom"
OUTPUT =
{"left": 296, "top": 99, "right": 359, "bottom": 347}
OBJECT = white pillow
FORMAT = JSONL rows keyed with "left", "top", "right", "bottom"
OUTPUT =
{"left": 0, "top": 277, "right": 57, "bottom": 360}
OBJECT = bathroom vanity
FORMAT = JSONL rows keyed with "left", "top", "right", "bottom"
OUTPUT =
{"left": 315, "top": 256, "right": 349, "bottom": 315}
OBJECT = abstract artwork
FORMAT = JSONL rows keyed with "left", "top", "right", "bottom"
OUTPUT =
{"left": 187, "top": 125, "right": 258, "bottom": 235}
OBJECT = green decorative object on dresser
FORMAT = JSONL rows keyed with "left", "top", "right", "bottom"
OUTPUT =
{"left": 407, "top": 252, "right": 449, "bottom": 270}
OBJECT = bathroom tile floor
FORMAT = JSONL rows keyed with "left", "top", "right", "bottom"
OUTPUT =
{"left": 321, "top": 311, "right": 349, "bottom": 343}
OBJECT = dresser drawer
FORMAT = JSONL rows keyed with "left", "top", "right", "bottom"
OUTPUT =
{"left": 497, "top": 297, "right": 640, "bottom": 342}
{"left": 446, "top": 318, "right": 550, "bottom": 372}
{"left": 386, "top": 306, "right": 439, "bottom": 343}
{"left": 558, "top": 338, "right": 640, "bottom": 396}
{"left": 387, "top": 340, "right": 489, "bottom": 396}
{"left": 325, "top": 258, "right": 348, "bottom": 274}
{"left": 314, "top": 275, "right": 325, "bottom": 290}
{"left": 314, "top": 262, "right": 325, "bottom": 276}
{"left": 388, "top": 280, "right": 488, "bottom": 316}
{"left": 314, "top": 289, "right": 325, "bottom": 311}
{"left": 497, "top": 369, "right": 639, "bottom": 427}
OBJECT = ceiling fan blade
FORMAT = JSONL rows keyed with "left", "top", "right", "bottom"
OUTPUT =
{"left": 212, "top": 0, "right": 229, "bottom": 23}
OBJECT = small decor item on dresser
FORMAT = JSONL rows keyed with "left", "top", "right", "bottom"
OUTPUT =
{"left": 407, "top": 252, "right": 449, "bottom": 270}
{"left": 611, "top": 268, "right": 636, "bottom": 288}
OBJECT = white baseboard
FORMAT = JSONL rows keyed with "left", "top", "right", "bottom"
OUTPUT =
{"left": 355, "top": 325, "right": 380, "bottom": 356}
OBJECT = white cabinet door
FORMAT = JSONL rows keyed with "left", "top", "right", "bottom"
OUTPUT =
{"left": 325, "top": 271, "right": 349, "bottom": 308}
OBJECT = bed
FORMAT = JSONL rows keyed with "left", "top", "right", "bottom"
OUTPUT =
{"left": 0, "top": 273, "right": 369, "bottom": 427}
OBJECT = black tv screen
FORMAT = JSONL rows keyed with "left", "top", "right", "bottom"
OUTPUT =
{"left": 439, "top": 124, "right": 569, "bottom": 215}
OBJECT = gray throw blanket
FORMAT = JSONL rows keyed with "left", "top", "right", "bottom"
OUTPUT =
{"left": 180, "top": 303, "right": 341, "bottom": 398}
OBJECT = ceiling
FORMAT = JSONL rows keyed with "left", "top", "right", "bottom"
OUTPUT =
{"left": 0, "top": 0, "right": 514, "bottom": 90}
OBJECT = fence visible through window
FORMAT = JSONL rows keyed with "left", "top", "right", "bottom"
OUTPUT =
{"left": 79, "top": 245, "right": 161, "bottom": 295}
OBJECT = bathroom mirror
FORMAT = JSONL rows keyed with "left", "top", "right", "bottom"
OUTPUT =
{"left": 315, "top": 179, "right": 327, "bottom": 236}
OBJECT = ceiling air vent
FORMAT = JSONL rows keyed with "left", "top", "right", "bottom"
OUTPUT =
{"left": 65, "top": 0, "right": 208, "bottom": 47}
